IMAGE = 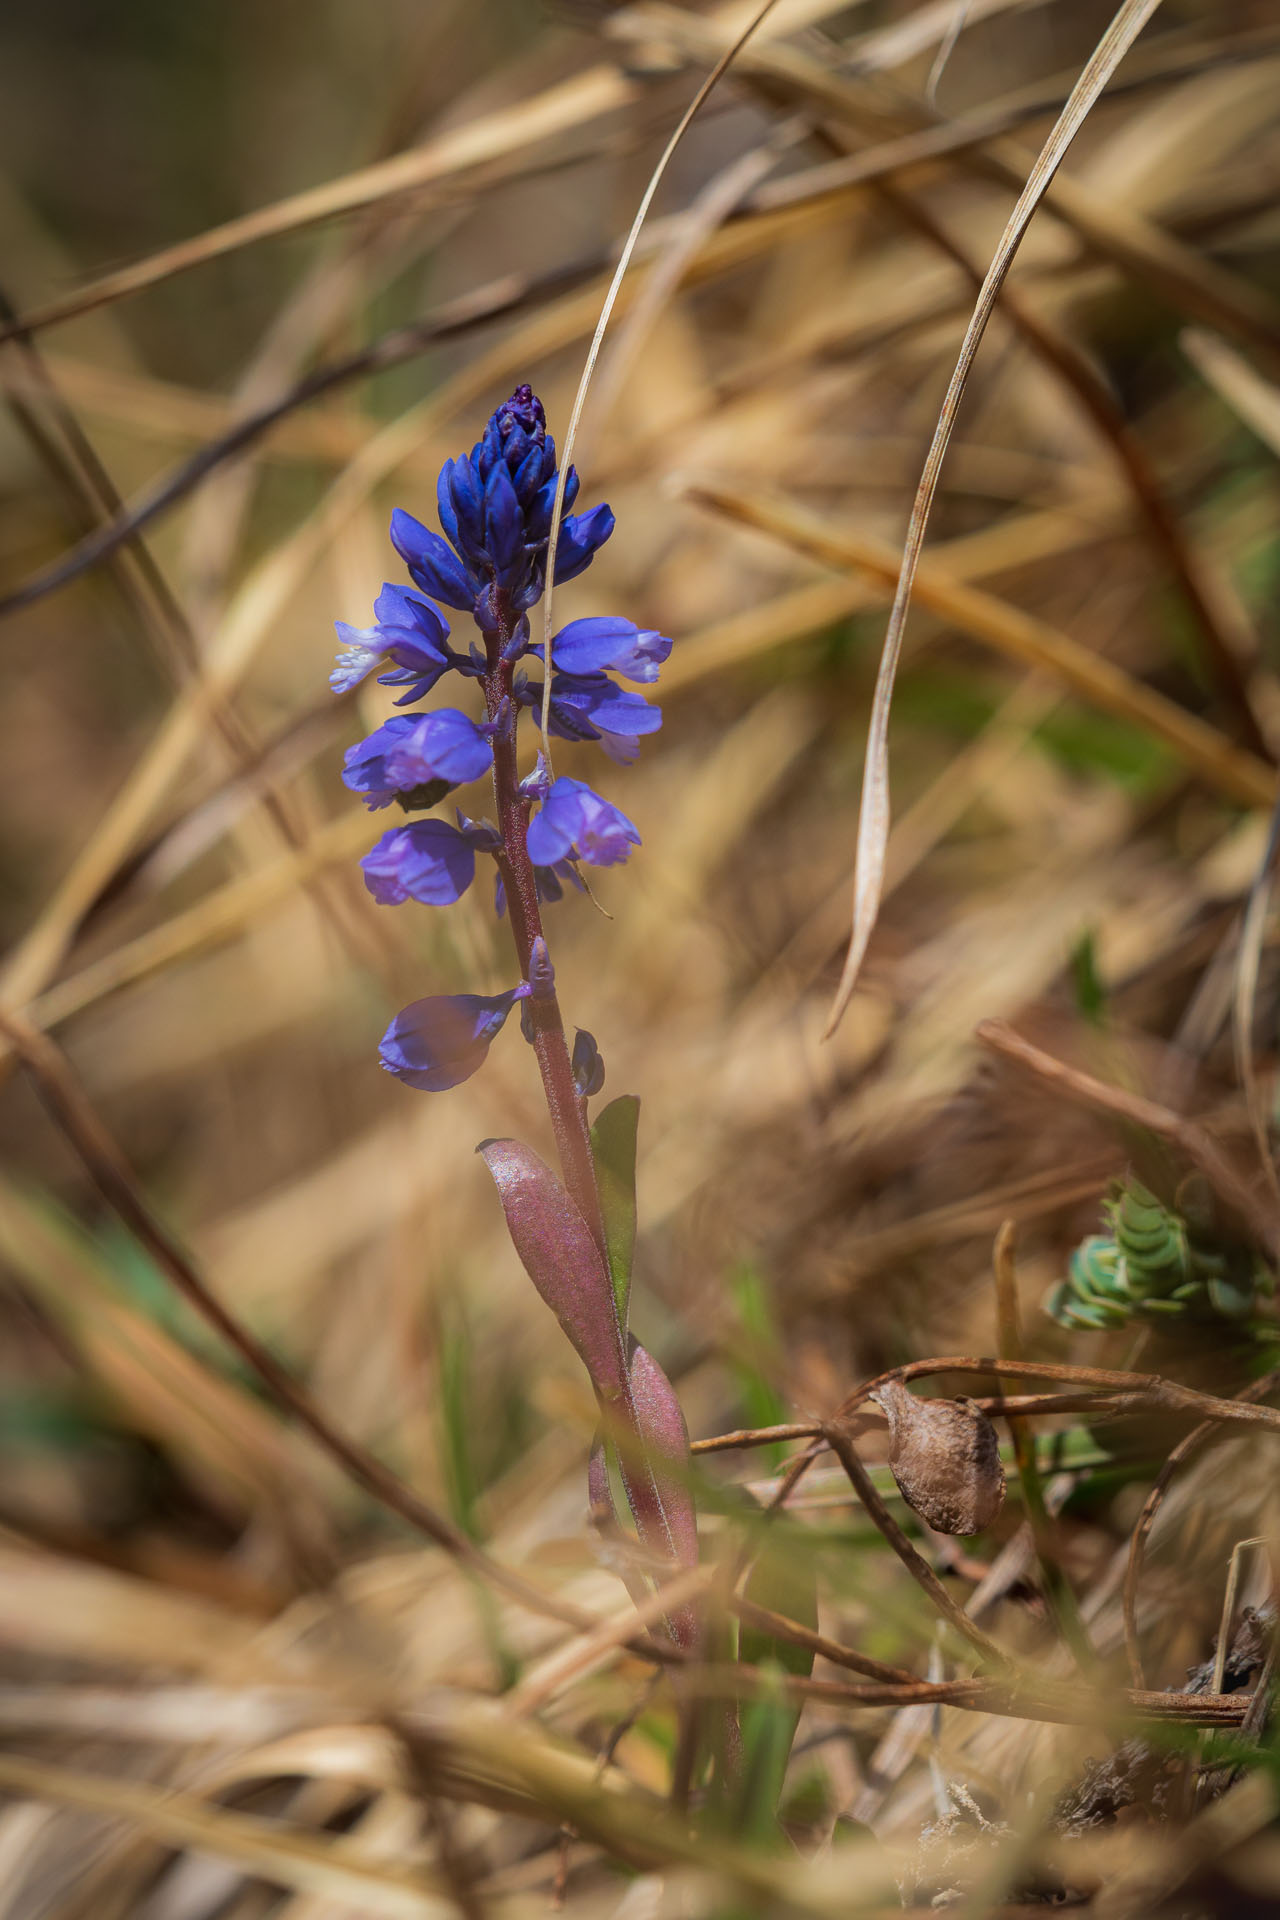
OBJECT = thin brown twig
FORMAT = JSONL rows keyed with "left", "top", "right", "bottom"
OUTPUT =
{"left": 729, "top": 1595, "right": 917, "bottom": 1686}
{"left": 693, "top": 1392, "right": 1152, "bottom": 1455}
{"left": 1123, "top": 1366, "right": 1280, "bottom": 1687}
{"left": 772, "top": 1354, "right": 1280, "bottom": 1517}
{"left": 821, "top": 1420, "right": 1015, "bottom": 1671}
{"left": 682, "top": 1664, "right": 1255, "bottom": 1730}
{"left": 977, "top": 1018, "right": 1280, "bottom": 1255}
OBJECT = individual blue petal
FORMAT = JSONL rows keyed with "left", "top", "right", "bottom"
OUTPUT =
{"left": 596, "top": 730, "right": 643, "bottom": 767}
{"left": 342, "top": 714, "right": 421, "bottom": 809}
{"left": 512, "top": 443, "right": 545, "bottom": 508}
{"left": 527, "top": 466, "right": 580, "bottom": 541}
{"left": 446, "top": 459, "right": 486, "bottom": 561}
{"left": 547, "top": 616, "right": 672, "bottom": 683}
{"left": 389, "top": 509, "right": 479, "bottom": 610}
{"left": 331, "top": 623, "right": 389, "bottom": 695}
{"left": 436, "top": 460, "right": 461, "bottom": 550}
{"left": 383, "top": 708, "right": 494, "bottom": 790}
{"left": 483, "top": 462, "right": 522, "bottom": 574}
{"left": 554, "top": 503, "right": 615, "bottom": 583}
{"left": 372, "top": 581, "right": 449, "bottom": 645}
{"left": 360, "top": 819, "right": 479, "bottom": 906}
{"left": 551, "top": 672, "right": 661, "bottom": 737}
{"left": 526, "top": 776, "right": 640, "bottom": 869}
{"left": 379, "top": 986, "right": 530, "bottom": 1092}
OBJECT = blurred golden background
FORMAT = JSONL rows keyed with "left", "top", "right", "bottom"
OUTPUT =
{"left": 2, "top": 0, "right": 1280, "bottom": 1911}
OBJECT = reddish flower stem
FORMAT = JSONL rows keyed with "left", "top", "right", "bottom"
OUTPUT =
{"left": 483, "top": 605, "right": 607, "bottom": 1260}
{"left": 482, "top": 604, "right": 693, "bottom": 1630}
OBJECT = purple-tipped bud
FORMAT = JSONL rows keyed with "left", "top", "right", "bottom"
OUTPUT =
{"left": 389, "top": 509, "right": 480, "bottom": 611}
{"left": 379, "top": 986, "right": 530, "bottom": 1092}
{"left": 572, "top": 1029, "right": 605, "bottom": 1098}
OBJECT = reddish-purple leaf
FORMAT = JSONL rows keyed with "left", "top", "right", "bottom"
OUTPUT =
{"left": 478, "top": 1137, "right": 627, "bottom": 1400}
{"left": 628, "top": 1342, "right": 698, "bottom": 1572}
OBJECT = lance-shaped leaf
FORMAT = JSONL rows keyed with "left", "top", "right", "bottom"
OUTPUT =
{"left": 627, "top": 1341, "right": 698, "bottom": 1575}
{"left": 478, "top": 1138, "right": 626, "bottom": 1401}
{"left": 590, "top": 1095, "right": 639, "bottom": 1327}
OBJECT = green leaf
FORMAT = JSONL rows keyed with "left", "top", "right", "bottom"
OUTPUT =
{"left": 590, "top": 1095, "right": 640, "bottom": 1329}
{"left": 727, "top": 1265, "right": 788, "bottom": 1467}
{"left": 741, "top": 1536, "right": 819, "bottom": 1679}
{"left": 730, "top": 1664, "right": 796, "bottom": 1846}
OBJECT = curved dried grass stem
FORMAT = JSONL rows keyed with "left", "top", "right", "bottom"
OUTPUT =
{"left": 1122, "top": 1365, "right": 1280, "bottom": 1687}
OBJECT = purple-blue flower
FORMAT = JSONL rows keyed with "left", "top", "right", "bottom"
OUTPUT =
{"left": 526, "top": 777, "right": 640, "bottom": 869}
{"left": 379, "top": 985, "right": 531, "bottom": 1091}
{"left": 361, "top": 815, "right": 500, "bottom": 906}
{"left": 331, "top": 585, "right": 457, "bottom": 703}
{"left": 544, "top": 616, "right": 672, "bottom": 684}
{"left": 343, "top": 710, "right": 494, "bottom": 809}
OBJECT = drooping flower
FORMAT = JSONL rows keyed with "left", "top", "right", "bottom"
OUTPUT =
{"left": 361, "top": 815, "right": 501, "bottom": 906}
{"left": 343, "top": 710, "right": 494, "bottom": 810}
{"left": 379, "top": 986, "right": 531, "bottom": 1091}
{"left": 526, "top": 777, "right": 640, "bottom": 869}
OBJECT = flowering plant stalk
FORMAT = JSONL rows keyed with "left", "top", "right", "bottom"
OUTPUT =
{"left": 332, "top": 386, "right": 697, "bottom": 1644}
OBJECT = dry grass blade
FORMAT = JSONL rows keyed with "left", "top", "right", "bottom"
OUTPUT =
{"left": 823, "top": 0, "right": 1167, "bottom": 1036}
{"left": 976, "top": 1018, "right": 1280, "bottom": 1254}
{"left": 685, "top": 482, "right": 1277, "bottom": 811}
{"left": 1232, "top": 799, "right": 1280, "bottom": 1210}
{"left": 1185, "top": 327, "right": 1280, "bottom": 459}
{"left": 0, "top": 67, "right": 633, "bottom": 345}
{"left": 539, "top": 0, "right": 785, "bottom": 759}
{"left": 0, "top": 1751, "right": 451, "bottom": 1918}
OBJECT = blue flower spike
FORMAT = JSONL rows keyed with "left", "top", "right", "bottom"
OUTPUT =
{"left": 331, "top": 384, "right": 671, "bottom": 1096}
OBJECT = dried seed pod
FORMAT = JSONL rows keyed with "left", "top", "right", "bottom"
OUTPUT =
{"left": 870, "top": 1379, "right": 1005, "bottom": 1536}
